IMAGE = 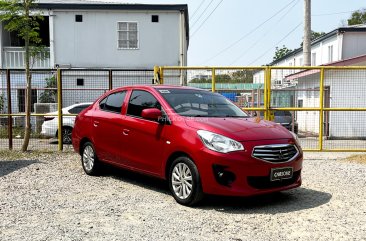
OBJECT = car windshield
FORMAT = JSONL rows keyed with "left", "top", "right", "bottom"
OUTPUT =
{"left": 157, "top": 88, "right": 248, "bottom": 117}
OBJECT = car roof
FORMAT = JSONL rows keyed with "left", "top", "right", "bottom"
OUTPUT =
{"left": 112, "top": 85, "right": 204, "bottom": 92}
{"left": 64, "top": 102, "right": 93, "bottom": 109}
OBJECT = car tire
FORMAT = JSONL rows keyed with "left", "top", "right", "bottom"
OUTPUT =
{"left": 81, "top": 142, "right": 100, "bottom": 176}
{"left": 168, "top": 156, "right": 204, "bottom": 206}
{"left": 62, "top": 127, "right": 73, "bottom": 144}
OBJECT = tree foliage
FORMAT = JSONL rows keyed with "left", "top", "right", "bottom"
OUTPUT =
{"left": 39, "top": 76, "right": 57, "bottom": 103}
{"left": 311, "top": 31, "right": 326, "bottom": 41}
{"left": 300, "top": 31, "right": 326, "bottom": 47}
{"left": 273, "top": 45, "right": 292, "bottom": 61}
{"left": 347, "top": 9, "right": 366, "bottom": 26}
{"left": 190, "top": 70, "right": 254, "bottom": 84}
{"left": 0, "top": 0, "right": 44, "bottom": 151}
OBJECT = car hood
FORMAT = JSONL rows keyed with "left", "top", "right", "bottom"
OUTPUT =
{"left": 185, "top": 117, "right": 292, "bottom": 141}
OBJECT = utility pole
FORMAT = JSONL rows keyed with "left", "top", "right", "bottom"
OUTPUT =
{"left": 303, "top": 0, "right": 311, "bottom": 66}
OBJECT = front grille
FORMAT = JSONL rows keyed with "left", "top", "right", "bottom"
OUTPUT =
{"left": 248, "top": 170, "right": 301, "bottom": 189}
{"left": 252, "top": 144, "right": 299, "bottom": 163}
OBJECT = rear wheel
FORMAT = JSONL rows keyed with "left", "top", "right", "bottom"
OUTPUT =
{"left": 61, "top": 127, "right": 72, "bottom": 144}
{"left": 168, "top": 156, "right": 204, "bottom": 206}
{"left": 81, "top": 142, "right": 100, "bottom": 175}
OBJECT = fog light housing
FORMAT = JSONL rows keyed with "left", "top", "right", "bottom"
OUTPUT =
{"left": 212, "top": 165, "right": 236, "bottom": 186}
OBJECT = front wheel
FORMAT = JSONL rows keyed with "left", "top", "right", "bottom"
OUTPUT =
{"left": 168, "top": 156, "right": 204, "bottom": 206}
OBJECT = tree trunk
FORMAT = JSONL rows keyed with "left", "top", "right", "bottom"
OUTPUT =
{"left": 21, "top": 0, "right": 31, "bottom": 152}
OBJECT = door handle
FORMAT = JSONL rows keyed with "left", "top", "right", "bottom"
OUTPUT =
{"left": 93, "top": 121, "right": 99, "bottom": 127}
{"left": 122, "top": 129, "right": 130, "bottom": 136}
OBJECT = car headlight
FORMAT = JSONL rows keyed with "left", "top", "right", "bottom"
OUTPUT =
{"left": 197, "top": 130, "right": 244, "bottom": 153}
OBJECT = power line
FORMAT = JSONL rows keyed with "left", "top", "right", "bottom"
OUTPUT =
{"left": 190, "top": 0, "right": 215, "bottom": 28}
{"left": 312, "top": 10, "right": 356, "bottom": 16}
{"left": 190, "top": 0, "right": 207, "bottom": 20}
{"left": 247, "top": 22, "right": 302, "bottom": 66}
{"left": 200, "top": 0, "right": 298, "bottom": 65}
{"left": 230, "top": 0, "right": 300, "bottom": 65}
{"left": 191, "top": 0, "right": 225, "bottom": 38}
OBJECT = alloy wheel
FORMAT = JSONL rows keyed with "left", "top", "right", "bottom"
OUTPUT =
{"left": 83, "top": 145, "right": 95, "bottom": 172}
{"left": 171, "top": 163, "right": 193, "bottom": 199}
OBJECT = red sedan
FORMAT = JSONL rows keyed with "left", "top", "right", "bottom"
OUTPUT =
{"left": 72, "top": 85, "right": 302, "bottom": 206}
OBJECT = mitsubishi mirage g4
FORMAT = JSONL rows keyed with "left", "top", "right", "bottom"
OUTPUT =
{"left": 72, "top": 85, "right": 303, "bottom": 206}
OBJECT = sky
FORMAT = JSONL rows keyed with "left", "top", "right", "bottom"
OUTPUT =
{"left": 93, "top": 0, "right": 365, "bottom": 66}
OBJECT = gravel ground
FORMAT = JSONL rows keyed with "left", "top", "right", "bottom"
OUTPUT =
{"left": 0, "top": 151, "right": 365, "bottom": 241}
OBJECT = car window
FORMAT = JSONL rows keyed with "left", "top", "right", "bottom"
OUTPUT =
{"left": 158, "top": 88, "right": 248, "bottom": 117}
{"left": 99, "top": 91, "right": 126, "bottom": 113}
{"left": 275, "top": 111, "right": 292, "bottom": 116}
{"left": 127, "top": 90, "right": 161, "bottom": 118}
{"left": 69, "top": 105, "right": 90, "bottom": 114}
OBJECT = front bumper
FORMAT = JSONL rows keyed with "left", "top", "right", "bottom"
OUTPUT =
{"left": 195, "top": 139, "right": 303, "bottom": 196}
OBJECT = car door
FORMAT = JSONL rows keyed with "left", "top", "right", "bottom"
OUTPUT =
{"left": 122, "top": 89, "right": 168, "bottom": 175}
{"left": 92, "top": 91, "right": 128, "bottom": 164}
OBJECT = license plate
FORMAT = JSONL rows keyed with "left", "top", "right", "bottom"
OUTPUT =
{"left": 270, "top": 167, "right": 293, "bottom": 181}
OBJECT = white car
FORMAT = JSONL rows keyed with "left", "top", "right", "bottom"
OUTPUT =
{"left": 41, "top": 103, "right": 92, "bottom": 144}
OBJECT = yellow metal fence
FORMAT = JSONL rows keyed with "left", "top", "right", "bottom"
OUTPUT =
{"left": 1, "top": 66, "right": 365, "bottom": 152}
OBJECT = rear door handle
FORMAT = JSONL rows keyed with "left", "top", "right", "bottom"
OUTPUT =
{"left": 93, "top": 121, "right": 99, "bottom": 127}
{"left": 123, "top": 129, "right": 130, "bottom": 136}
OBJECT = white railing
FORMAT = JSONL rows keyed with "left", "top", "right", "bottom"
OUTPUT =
{"left": 2, "top": 47, "right": 51, "bottom": 69}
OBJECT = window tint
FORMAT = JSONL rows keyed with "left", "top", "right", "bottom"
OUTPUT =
{"left": 69, "top": 105, "right": 90, "bottom": 114}
{"left": 127, "top": 90, "right": 161, "bottom": 117}
{"left": 100, "top": 91, "right": 126, "bottom": 113}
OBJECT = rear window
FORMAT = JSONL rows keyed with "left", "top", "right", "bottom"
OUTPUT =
{"left": 99, "top": 91, "right": 126, "bottom": 113}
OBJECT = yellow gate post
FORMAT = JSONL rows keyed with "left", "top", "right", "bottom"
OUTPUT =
{"left": 264, "top": 67, "right": 274, "bottom": 121}
{"left": 211, "top": 68, "right": 216, "bottom": 92}
{"left": 159, "top": 67, "right": 164, "bottom": 84}
{"left": 57, "top": 69, "right": 63, "bottom": 151}
{"left": 319, "top": 68, "right": 325, "bottom": 151}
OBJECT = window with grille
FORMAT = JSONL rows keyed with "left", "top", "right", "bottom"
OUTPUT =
{"left": 117, "top": 22, "right": 138, "bottom": 49}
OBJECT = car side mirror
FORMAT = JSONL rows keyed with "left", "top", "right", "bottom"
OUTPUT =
{"left": 141, "top": 108, "right": 163, "bottom": 122}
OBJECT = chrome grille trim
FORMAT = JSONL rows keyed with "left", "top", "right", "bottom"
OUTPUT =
{"left": 251, "top": 144, "right": 299, "bottom": 163}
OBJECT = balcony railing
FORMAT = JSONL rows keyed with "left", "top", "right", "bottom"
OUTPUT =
{"left": 2, "top": 47, "right": 51, "bottom": 69}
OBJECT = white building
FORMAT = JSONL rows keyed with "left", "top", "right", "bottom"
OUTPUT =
{"left": 0, "top": 1, "right": 189, "bottom": 112}
{"left": 253, "top": 25, "right": 366, "bottom": 139}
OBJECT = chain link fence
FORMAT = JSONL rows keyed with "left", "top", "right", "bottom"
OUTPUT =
{"left": 0, "top": 69, "right": 154, "bottom": 151}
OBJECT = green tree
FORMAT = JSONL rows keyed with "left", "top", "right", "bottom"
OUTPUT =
{"left": 215, "top": 74, "right": 231, "bottom": 83}
{"left": 300, "top": 31, "right": 326, "bottom": 47}
{"left": 0, "top": 0, "right": 45, "bottom": 151}
{"left": 311, "top": 31, "right": 326, "bottom": 41}
{"left": 273, "top": 45, "right": 292, "bottom": 61}
{"left": 40, "top": 76, "right": 57, "bottom": 103}
{"left": 231, "top": 70, "right": 254, "bottom": 83}
{"left": 347, "top": 9, "right": 366, "bottom": 26}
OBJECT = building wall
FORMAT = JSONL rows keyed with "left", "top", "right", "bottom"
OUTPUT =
{"left": 52, "top": 10, "right": 183, "bottom": 68}
{"left": 295, "top": 70, "right": 366, "bottom": 138}
{"left": 342, "top": 32, "right": 366, "bottom": 59}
